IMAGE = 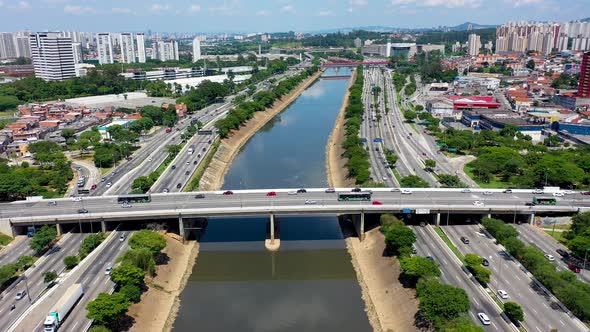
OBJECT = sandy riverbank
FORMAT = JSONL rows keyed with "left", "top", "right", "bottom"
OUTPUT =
{"left": 326, "top": 69, "right": 357, "bottom": 188}
{"left": 198, "top": 69, "right": 325, "bottom": 191}
{"left": 346, "top": 229, "right": 420, "bottom": 332}
{"left": 127, "top": 235, "right": 199, "bottom": 332}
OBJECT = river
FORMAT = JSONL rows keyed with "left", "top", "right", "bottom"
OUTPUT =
{"left": 173, "top": 67, "right": 372, "bottom": 332}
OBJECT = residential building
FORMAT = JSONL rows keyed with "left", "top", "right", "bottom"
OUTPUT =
{"left": 96, "top": 33, "right": 114, "bottom": 64}
{"left": 72, "top": 42, "right": 82, "bottom": 63}
{"left": 467, "top": 34, "right": 481, "bottom": 56}
{"left": 0, "top": 32, "right": 17, "bottom": 59}
{"left": 14, "top": 36, "right": 31, "bottom": 58}
{"left": 157, "top": 40, "right": 178, "bottom": 61}
{"left": 578, "top": 51, "right": 590, "bottom": 98}
{"left": 354, "top": 37, "right": 362, "bottom": 48}
{"left": 192, "top": 37, "right": 201, "bottom": 62}
{"left": 119, "top": 33, "right": 135, "bottom": 63}
{"left": 136, "top": 33, "right": 146, "bottom": 63}
{"left": 29, "top": 32, "right": 75, "bottom": 81}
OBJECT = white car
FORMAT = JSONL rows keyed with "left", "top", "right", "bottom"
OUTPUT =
{"left": 15, "top": 290, "right": 26, "bottom": 300}
{"left": 563, "top": 190, "right": 574, "bottom": 195}
{"left": 483, "top": 191, "right": 493, "bottom": 195}
{"left": 71, "top": 197, "right": 82, "bottom": 202}
{"left": 473, "top": 201, "right": 484, "bottom": 207}
{"left": 105, "top": 182, "right": 112, "bottom": 188}
{"left": 105, "top": 265, "right": 113, "bottom": 275}
{"left": 401, "top": 189, "right": 412, "bottom": 195}
{"left": 477, "top": 313, "right": 491, "bottom": 325}
{"left": 288, "top": 191, "right": 298, "bottom": 195}
{"left": 552, "top": 192, "right": 565, "bottom": 197}
{"left": 544, "top": 254, "right": 556, "bottom": 261}
{"left": 532, "top": 189, "right": 544, "bottom": 194}
{"left": 497, "top": 290, "right": 509, "bottom": 299}
{"left": 304, "top": 200, "right": 317, "bottom": 205}
{"left": 121, "top": 203, "right": 132, "bottom": 208}
{"left": 147, "top": 157, "right": 153, "bottom": 162}
{"left": 461, "top": 188, "right": 471, "bottom": 193}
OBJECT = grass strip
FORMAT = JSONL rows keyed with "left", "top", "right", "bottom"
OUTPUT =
{"left": 185, "top": 138, "right": 220, "bottom": 191}
{"left": 434, "top": 226, "right": 465, "bottom": 264}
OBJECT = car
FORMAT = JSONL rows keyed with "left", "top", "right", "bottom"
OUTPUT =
{"left": 223, "top": 190, "right": 233, "bottom": 195}
{"left": 473, "top": 201, "right": 484, "bottom": 207}
{"left": 532, "top": 189, "right": 544, "bottom": 194}
{"left": 125, "top": 156, "right": 132, "bottom": 161}
{"left": 582, "top": 191, "right": 590, "bottom": 196}
{"left": 391, "top": 188, "right": 400, "bottom": 192}
{"left": 121, "top": 203, "right": 132, "bottom": 208}
{"left": 47, "top": 201, "right": 57, "bottom": 206}
{"left": 544, "top": 254, "right": 556, "bottom": 261}
{"left": 78, "top": 208, "right": 88, "bottom": 214}
{"left": 105, "top": 182, "right": 112, "bottom": 188}
{"left": 556, "top": 248, "right": 570, "bottom": 257}
{"left": 568, "top": 263, "right": 581, "bottom": 273}
{"left": 202, "top": 147, "right": 206, "bottom": 152}
{"left": 477, "top": 313, "right": 491, "bottom": 326}
{"left": 552, "top": 192, "right": 565, "bottom": 197}
{"left": 372, "top": 200, "right": 383, "bottom": 205}
{"left": 497, "top": 290, "right": 509, "bottom": 299}
{"left": 503, "top": 189, "right": 513, "bottom": 194}
{"left": 412, "top": 246, "right": 417, "bottom": 254}
{"left": 171, "top": 165, "right": 176, "bottom": 170}
{"left": 101, "top": 178, "right": 106, "bottom": 182}
{"left": 325, "top": 188, "right": 336, "bottom": 193}
{"left": 194, "top": 194, "right": 205, "bottom": 199}
{"left": 563, "top": 190, "right": 574, "bottom": 195}
{"left": 185, "top": 171, "right": 190, "bottom": 176}
{"left": 71, "top": 196, "right": 82, "bottom": 202}
{"left": 461, "top": 188, "right": 471, "bottom": 193}
{"left": 186, "top": 161, "right": 190, "bottom": 165}
{"left": 91, "top": 184, "right": 97, "bottom": 190}
{"left": 482, "top": 258, "right": 489, "bottom": 266}
{"left": 193, "top": 160, "right": 198, "bottom": 165}
{"left": 525, "top": 202, "right": 534, "bottom": 206}
{"left": 401, "top": 189, "right": 412, "bottom": 195}
{"left": 483, "top": 191, "right": 493, "bottom": 195}
{"left": 297, "top": 188, "right": 307, "bottom": 194}
{"left": 208, "top": 139, "right": 212, "bottom": 144}
{"left": 288, "top": 191, "right": 298, "bottom": 195}
{"left": 426, "top": 256, "right": 434, "bottom": 261}
{"left": 119, "top": 233, "right": 126, "bottom": 241}
{"left": 105, "top": 265, "right": 113, "bottom": 275}
{"left": 197, "top": 153, "right": 201, "bottom": 158}
{"left": 304, "top": 200, "right": 317, "bottom": 205}
{"left": 176, "top": 183, "right": 182, "bottom": 189}
{"left": 15, "top": 290, "right": 26, "bottom": 300}
{"left": 162, "top": 188, "right": 169, "bottom": 193}
{"left": 266, "top": 191, "right": 277, "bottom": 197}
{"left": 148, "top": 157, "right": 153, "bottom": 162}
{"left": 352, "top": 188, "right": 362, "bottom": 192}
{"left": 460, "top": 237, "right": 470, "bottom": 244}
{"left": 382, "top": 176, "right": 388, "bottom": 181}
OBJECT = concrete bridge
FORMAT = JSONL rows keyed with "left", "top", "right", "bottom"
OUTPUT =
{"left": 322, "top": 61, "right": 389, "bottom": 67}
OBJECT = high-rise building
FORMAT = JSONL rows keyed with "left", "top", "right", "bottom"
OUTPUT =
{"left": 0, "top": 32, "right": 17, "bottom": 59}
{"left": 157, "top": 40, "right": 178, "bottom": 61}
{"left": 467, "top": 34, "right": 481, "bottom": 56}
{"left": 14, "top": 36, "right": 31, "bottom": 58}
{"left": 29, "top": 32, "right": 75, "bottom": 81}
{"left": 72, "top": 42, "right": 82, "bottom": 63}
{"left": 136, "top": 33, "right": 146, "bottom": 63}
{"left": 192, "top": 37, "right": 201, "bottom": 62}
{"left": 119, "top": 33, "right": 135, "bottom": 63}
{"left": 96, "top": 33, "right": 114, "bottom": 64}
{"left": 579, "top": 51, "right": 590, "bottom": 98}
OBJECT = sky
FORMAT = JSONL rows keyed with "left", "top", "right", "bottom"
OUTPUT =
{"left": 0, "top": 0, "right": 588, "bottom": 33}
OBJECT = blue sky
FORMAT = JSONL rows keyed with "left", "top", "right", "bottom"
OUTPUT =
{"left": 0, "top": 0, "right": 588, "bottom": 33}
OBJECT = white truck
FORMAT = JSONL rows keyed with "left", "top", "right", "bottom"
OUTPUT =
{"left": 43, "top": 283, "right": 84, "bottom": 332}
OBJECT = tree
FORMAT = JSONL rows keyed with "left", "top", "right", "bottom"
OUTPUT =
{"left": 110, "top": 264, "right": 145, "bottom": 286}
{"left": 118, "top": 248, "right": 156, "bottom": 276}
{"left": 79, "top": 233, "right": 106, "bottom": 259}
{"left": 88, "top": 326, "right": 111, "bottom": 332}
{"left": 64, "top": 255, "right": 79, "bottom": 269}
{"left": 526, "top": 59, "right": 535, "bottom": 70}
{"left": 0, "top": 95, "right": 20, "bottom": 111}
{"left": 0, "top": 263, "right": 18, "bottom": 285}
{"left": 424, "top": 159, "right": 436, "bottom": 171}
{"left": 403, "top": 110, "right": 417, "bottom": 122}
{"left": 504, "top": 302, "right": 524, "bottom": 324}
{"left": 416, "top": 279, "right": 470, "bottom": 324}
{"left": 86, "top": 292, "right": 130, "bottom": 326}
{"left": 400, "top": 175, "right": 430, "bottom": 188}
{"left": 16, "top": 255, "right": 34, "bottom": 270}
{"left": 438, "top": 174, "right": 465, "bottom": 188}
{"left": 383, "top": 224, "right": 416, "bottom": 255}
{"left": 128, "top": 230, "right": 166, "bottom": 254}
{"left": 30, "top": 225, "right": 57, "bottom": 254}
{"left": 165, "top": 144, "right": 182, "bottom": 157}
{"left": 61, "top": 128, "right": 76, "bottom": 139}
{"left": 119, "top": 283, "right": 142, "bottom": 302}
{"left": 400, "top": 256, "right": 441, "bottom": 283}
{"left": 80, "top": 130, "right": 102, "bottom": 145}
{"left": 131, "top": 176, "right": 153, "bottom": 193}
{"left": 44, "top": 270, "right": 57, "bottom": 283}
{"left": 443, "top": 317, "right": 485, "bottom": 332}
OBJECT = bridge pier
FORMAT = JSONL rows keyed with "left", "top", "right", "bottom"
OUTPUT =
{"left": 352, "top": 212, "right": 365, "bottom": 241}
{"left": 265, "top": 214, "right": 280, "bottom": 251}
{"left": 178, "top": 214, "right": 185, "bottom": 241}
{"left": 56, "top": 223, "right": 62, "bottom": 236}
{"left": 100, "top": 219, "right": 106, "bottom": 233}
{"left": 529, "top": 213, "right": 535, "bottom": 225}
{"left": 486, "top": 213, "right": 492, "bottom": 219}
{"left": 434, "top": 213, "right": 441, "bottom": 226}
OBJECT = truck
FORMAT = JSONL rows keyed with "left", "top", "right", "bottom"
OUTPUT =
{"left": 27, "top": 226, "right": 36, "bottom": 237}
{"left": 187, "top": 145, "right": 195, "bottom": 155}
{"left": 43, "top": 283, "right": 84, "bottom": 332}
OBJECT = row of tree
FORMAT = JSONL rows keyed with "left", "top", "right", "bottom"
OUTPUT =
{"left": 131, "top": 144, "right": 182, "bottom": 193}
{"left": 64, "top": 233, "right": 107, "bottom": 270}
{"left": 483, "top": 217, "right": 590, "bottom": 321}
{"left": 564, "top": 211, "right": 590, "bottom": 259}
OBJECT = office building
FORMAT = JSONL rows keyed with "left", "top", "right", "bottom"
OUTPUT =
{"left": 96, "top": 33, "right": 114, "bottom": 64}
{"left": 136, "top": 33, "right": 146, "bottom": 63}
{"left": 192, "top": 37, "right": 201, "bottom": 62}
{"left": 157, "top": 40, "right": 178, "bottom": 61}
{"left": 579, "top": 52, "right": 590, "bottom": 98}
{"left": 119, "top": 33, "right": 135, "bottom": 63}
{"left": 29, "top": 32, "right": 75, "bottom": 81}
{"left": 72, "top": 42, "right": 82, "bottom": 63}
{"left": 467, "top": 34, "right": 481, "bottom": 56}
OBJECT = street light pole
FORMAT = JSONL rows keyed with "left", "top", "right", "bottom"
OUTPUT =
{"left": 24, "top": 275, "right": 31, "bottom": 303}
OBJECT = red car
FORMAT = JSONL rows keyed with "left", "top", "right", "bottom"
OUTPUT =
{"left": 222, "top": 190, "right": 233, "bottom": 195}
{"left": 91, "top": 184, "right": 97, "bottom": 190}
{"left": 568, "top": 263, "right": 581, "bottom": 273}
{"left": 266, "top": 191, "right": 277, "bottom": 197}
{"left": 582, "top": 191, "right": 590, "bottom": 196}
{"left": 372, "top": 200, "right": 383, "bottom": 205}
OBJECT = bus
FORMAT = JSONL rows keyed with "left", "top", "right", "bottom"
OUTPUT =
{"left": 532, "top": 197, "right": 557, "bottom": 205}
{"left": 117, "top": 194, "right": 152, "bottom": 204}
{"left": 338, "top": 192, "right": 372, "bottom": 201}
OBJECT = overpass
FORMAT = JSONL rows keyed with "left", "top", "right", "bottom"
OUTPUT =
{"left": 322, "top": 61, "right": 389, "bottom": 67}
{"left": 1, "top": 188, "right": 587, "bottom": 242}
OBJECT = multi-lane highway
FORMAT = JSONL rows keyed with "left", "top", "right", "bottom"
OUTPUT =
{"left": 443, "top": 224, "right": 584, "bottom": 332}
{"left": 413, "top": 225, "right": 513, "bottom": 331}
{"left": 0, "top": 237, "right": 33, "bottom": 266}
{"left": 0, "top": 233, "right": 86, "bottom": 332}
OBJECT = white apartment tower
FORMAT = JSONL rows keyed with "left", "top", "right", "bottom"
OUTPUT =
{"left": 96, "top": 33, "right": 114, "bottom": 64}
{"left": 0, "top": 32, "right": 17, "bottom": 59}
{"left": 14, "top": 36, "right": 31, "bottom": 58}
{"left": 29, "top": 32, "right": 75, "bottom": 81}
{"left": 119, "top": 33, "right": 136, "bottom": 63}
{"left": 136, "top": 33, "right": 146, "bottom": 63}
{"left": 72, "top": 42, "right": 82, "bottom": 63}
{"left": 157, "top": 40, "right": 178, "bottom": 61}
{"left": 467, "top": 34, "right": 481, "bottom": 56}
{"left": 192, "top": 37, "right": 201, "bottom": 62}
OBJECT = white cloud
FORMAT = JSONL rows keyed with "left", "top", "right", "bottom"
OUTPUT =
{"left": 390, "top": 0, "right": 481, "bottom": 7}
{"left": 64, "top": 5, "right": 94, "bottom": 14}
{"left": 509, "top": 0, "right": 542, "bottom": 6}
{"left": 280, "top": 4, "right": 294, "bottom": 13}
{"left": 17, "top": 1, "right": 30, "bottom": 9}
{"left": 0, "top": 1, "right": 4, "bottom": 7}
{"left": 317, "top": 10, "right": 334, "bottom": 16}
{"left": 348, "top": 0, "right": 368, "bottom": 12}
{"left": 189, "top": 4, "right": 200, "bottom": 12}
{"left": 112, "top": 7, "right": 131, "bottom": 14}
{"left": 209, "top": 0, "right": 239, "bottom": 14}
{"left": 257, "top": 10, "right": 271, "bottom": 16}
{"left": 151, "top": 3, "right": 171, "bottom": 12}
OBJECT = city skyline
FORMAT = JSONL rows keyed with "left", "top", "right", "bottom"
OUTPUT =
{"left": 0, "top": 0, "right": 588, "bottom": 33}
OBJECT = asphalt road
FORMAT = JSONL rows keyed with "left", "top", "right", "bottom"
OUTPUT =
{"left": 443, "top": 224, "right": 583, "bottom": 332}
{"left": 413, "top": 225, "right": 512, "bottom": 331}
{"left": 0, "top": 237, "right": 33, "bottom": 266}
{"left": 0, "top": 233, "right": 86, "bottom": 332}
{"left": 517, "top": 224, "right": 590, "bottom": 284}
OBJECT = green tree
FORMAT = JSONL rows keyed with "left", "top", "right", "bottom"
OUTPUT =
{"left": 79, "top": 233, "right": 106, "bottom": 259}
{"left": 165, "top": 144, "right": 182, "bottom": 156}
{"left": 526, "top": 59, "right": 535, "bottom": 70}
{"left": 44, "top": 270, "right": 57, "bottom": 283}
{"left": 424, "top": 159, "right": 436, "bottom": 171}
{"left": 118, "top": 248, "right": 157, "bottom": 276}
{"left": 16, "top": 255, "right": 34, "bottom": 270}
{"left": 504, "top": 301, "right": 524, "bottom": 323}
{"left": 0, "top": 263, "right": 18, "bottom": 285}
{"left": 128, "top": 230, "right": 166, "bottom": 254}
{"left": 86, "top": 292, "right": 130, "bottom": 326}
{"left": 416, "top": 278, "right": 470, "bottom": 324}
{"left": 64, "top": 255, "right": 79, "bottom": 269}
{"left": 131, "top": 176, "right": 154, "bottom": 193}
{"left": 0, "top": 96, "right": 20, "bottom": 111}
{"left": 61, "top": 128, "right": 76, "bottom": 139}
{"left": 110, "top": 264, "right": 145, "bottom": 286}
{"left": 88, "top": 326, "right": 111, "bottom": 332}
{"left": 80, "top": 130, "right": 102, "bottom": 145}
{"left": 400, "top": 175, "right": 430, "bottom": 188}
{"left": 400, "top": 256, "right": 441, "bottom": 283}
{"left": 30, "top": 225, "right": 57, "bottom": 254}
{"left": 382, "top": 224, "right": 416, "bottom": 255}
{"left": 438, "top": 174, "right": 465, "bottom": 188}
{"left": 442, "top": 317, "right": 485, "bottom": 332}
{"left": 119, "top": 283, "right": 142, "bottom": 302}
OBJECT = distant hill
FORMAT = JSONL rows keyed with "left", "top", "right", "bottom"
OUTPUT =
{"left": 581, "top": 17, "right": 590, "bottom": 22}
{"left": 446, "top": 22, "right": 497, "bottom": 31}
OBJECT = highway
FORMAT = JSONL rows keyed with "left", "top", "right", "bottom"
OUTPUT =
{"left": 0, "top": 237, "right": 33, "bottom": 266}
{"left": 0, "top": 233, "right": 86, "bottom": 332}
{"left": 517, "top": 224, "right": 590, "bottom": 284}
{"left": 442, "top": 224, "right": 584, "bottom": 332}
{"left": 413, "top": 225, "right": 513, "bottom": 331}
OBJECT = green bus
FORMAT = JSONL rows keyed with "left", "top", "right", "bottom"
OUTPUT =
{"left": 117, "top": 194, "right": 152, "bottom": 204}
{"left": 338, "top": 192, "right": 372, "bottom": 201}
{"left": 532, "top": 197, "right": 557, "bottom": 205}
